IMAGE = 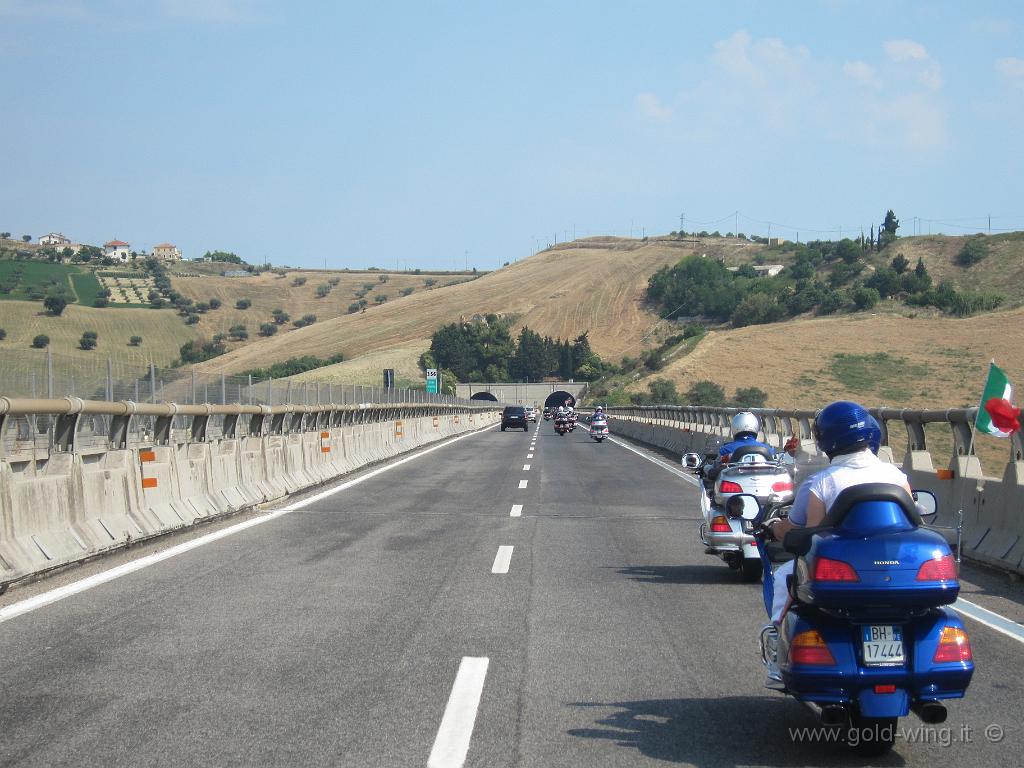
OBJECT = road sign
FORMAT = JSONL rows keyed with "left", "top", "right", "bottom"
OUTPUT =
{"left": 426, "top": 368, "right": 439, "bottom": 394}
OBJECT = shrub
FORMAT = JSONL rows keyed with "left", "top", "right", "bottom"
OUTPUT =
{"left": 79, "top": 331, "right": 98, "bottom": 350}
{"left": 852, "top": 285, "right": 880, "bottom": 310}
{"left": 424, "top": 278, "right": 437, "bottom": 288}
{"left": 185, "top": 313, "right": 200, "bottom": 325}
{"left": 682, "top": 322, "right": 705, "bottom": 339}
{"left": 686, "top": 380, "right": 726, "bottom": 406}
{"left": 956, "top": 237, "right": 989, "bottom": 267}
{"left": 642, "top": 348, "right": 664, "bottom": 370}
{"left": 291, "top": 276, "right": 307, "bottom": 287}
{"left": 374, "top": 294, "right": 387, "bottom": 304}
{"left": 378, "top": 274, "right": 389, "bottom": 283}
{"left": 32, "top": 334, "right": 50, "bottom": 348}
{"left": 259, "top": 322, "right": 278, "bottom": 336}
{"left": 293, "top": 314, "right": 317, "bottom": 328}
{"left": 229, "top": 324, "right": 248, "bottom": 340}
{"left": 272, "top": 308, "right": 290, "bottom": 324}
{"left": 235, "top": 298, "right": 251, "bottom": 310}
{"left": 817, "top": 289, "right": 850, "bottom": 315}
{"left": 195, "top": 301, "right": 211, "bottom": 313}
{"left": 347, "top": 302, "right": 361, "bottom": 314}
{"left": 315, "top": 283, "right": 331, "bottom": 298}
{"left": 0, "top": 328, "right": 6, "bottom": 340}
{"left": 208, "top": 297, "right": 222, "bottom": 309}
{"left": 733, "top": 386, "right": 768, "bottom": 408}
{"left": 328, "top": 276, "right": 340, "bottom": 286}
{"left": 129, "top": 335, "right": 142, "bottom": 346}
{"left": 93, "top": 297, "right": 109, "bottom": 307}
{"left": 400, "top": 287, "right": 414, "bottom": 296}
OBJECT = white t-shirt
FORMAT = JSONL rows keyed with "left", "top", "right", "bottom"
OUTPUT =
{"left": 789, "top": 450, "right": 908, "bottom": 526}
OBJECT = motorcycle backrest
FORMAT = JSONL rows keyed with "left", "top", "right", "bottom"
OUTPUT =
{"left": 729, "top": 444, "right": 773, "bottom": 463}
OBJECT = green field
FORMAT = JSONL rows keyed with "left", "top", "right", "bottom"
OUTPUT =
{"left": 0, "top": 260, "right": 104, "bottom": 305}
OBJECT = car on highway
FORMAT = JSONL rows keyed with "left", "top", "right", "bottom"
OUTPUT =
{"left": 501, "top": 405, "right": 529, "bottom": 431}
{"left": 524, "top": 406, "right": 538, "bottom": 422}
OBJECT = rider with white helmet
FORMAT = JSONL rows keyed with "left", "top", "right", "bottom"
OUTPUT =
{"left": 703, "top": 411, "right": 776, "bottom": 487}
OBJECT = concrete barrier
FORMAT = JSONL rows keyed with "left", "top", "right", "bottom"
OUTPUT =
{"left": 602, "top": 405, "right": 1024, "bottom": 576}
{"left": 0, "top": 398, "right": 500, "bottom": 586}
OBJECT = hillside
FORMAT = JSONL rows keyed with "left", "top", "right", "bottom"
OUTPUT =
{"left": 188, "top": 238, "right": 692, "bottom": 378}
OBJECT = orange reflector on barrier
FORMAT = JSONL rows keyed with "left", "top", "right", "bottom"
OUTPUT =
{"left": 139, "top": 450, "right": 156, "bottom": 463}
{"left": 141, "top": 477, "right": 158, "bottom": 489}
{"left": 395, "top": 420, "right": 404, "bottom": 438}
{"left": 936, "top": 469, "right": 954, "bottom": 480}
{"left": 321, "top": 431, "right": 330, "bottom": 438}
{"left": 321, "top": 446, "right": 331, "bottom": 453}
{"left": 433, "top": 416, "right": 439, "bottom": 428}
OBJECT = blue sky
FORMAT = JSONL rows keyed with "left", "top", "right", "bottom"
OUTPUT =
{"left": 2, "top": 0, "right": 1023, "bottom": 270}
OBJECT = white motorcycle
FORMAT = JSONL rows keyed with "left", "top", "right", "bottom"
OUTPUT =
{"left": 683, "top": 444, "right": 795, "bottom": 581}
{"left": 589, "top": 416, "right": 609, "bottom": 442}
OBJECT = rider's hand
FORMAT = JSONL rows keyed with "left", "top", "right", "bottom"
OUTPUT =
{"left": 764, "top": 518, "right": 783, "bottom": 541}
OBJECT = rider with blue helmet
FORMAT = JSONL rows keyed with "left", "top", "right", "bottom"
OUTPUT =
{"left": 762, "top": 401, "right": 910, "bottom": 684}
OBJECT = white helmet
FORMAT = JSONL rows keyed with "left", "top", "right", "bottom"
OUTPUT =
{"left": 595, "top": 405, "right": 604, "bottom": 412}
{"left": 730, "top": 411, "right": 759, "bottom": 439}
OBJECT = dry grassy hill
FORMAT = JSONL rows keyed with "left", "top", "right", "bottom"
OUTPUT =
{"left": 190, "top": 238, "right": 692, "bottom": 377}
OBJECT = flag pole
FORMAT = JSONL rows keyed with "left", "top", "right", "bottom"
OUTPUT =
{"left": 952, "top": 361, "right": 994, "bottom": 565}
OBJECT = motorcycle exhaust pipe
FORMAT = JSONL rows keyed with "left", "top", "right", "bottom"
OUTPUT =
{"left": 803, "top": 701, "right": 848, "bottom": 727}
{"left": 912, "top": 700, "right": 947, "bottom": 724}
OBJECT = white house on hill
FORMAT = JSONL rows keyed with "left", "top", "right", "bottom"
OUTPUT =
{"left": 152, "top": 243, "right": 182, "bottom": 261}
{"left": 39, "top": 233, "right": 71, "bottom": 247}
{"left": 104, "top": 240, "right": 131, "bottom": 262}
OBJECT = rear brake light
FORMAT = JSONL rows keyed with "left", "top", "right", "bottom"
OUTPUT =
{"left": 771, "top": 480, "right": 793, "bottom": 492}
{"left": 710, "top": 515, "right": 732, "bottom": 533}
{"left": 720, "top": 480, "right": 743, "bottom": 493}
{"left": 790, "top": 630, "right": 836, "bottom": 665}
{"left": 916, "top": 554, "right": 957, "bottom": 581}
{"left": 813, "top": 557, "right": 859, "bottom": 582}
{"left": 933, "top": 627, "right": 972, "bottom": 663}
{"left": 874, "top": 684, "right": 897, "bottom": 694}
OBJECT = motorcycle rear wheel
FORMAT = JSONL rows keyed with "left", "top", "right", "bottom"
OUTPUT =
{"left": 741, "top": 558, "right": 763, "bottom": 582}
{"left": 849, "top": 715, "right": 897, "bottom": 757}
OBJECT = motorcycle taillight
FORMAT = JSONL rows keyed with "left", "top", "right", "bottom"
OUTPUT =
{"left": 719, "top": 480, "right": 743, "bottom": 494}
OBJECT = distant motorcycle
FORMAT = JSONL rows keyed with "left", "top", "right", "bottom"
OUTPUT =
{"left": 589, "top": 415, "right": 609, "bottom": 442}
{"left": 554, "top": 412, "right": 569, "bottom": 435}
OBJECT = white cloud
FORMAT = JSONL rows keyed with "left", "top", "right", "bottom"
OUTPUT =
{"left": 883, "top": 38, "right": 942, "bottom": 90}
{"left": 843, "top": 60, "right": 881, "bottom": 89}
{"left": 996, "top": 57, "right": 1024, "bottom": 89}
{"left": 711, "top": 29, "right": 810, "bottom": 87}
{"left": 635, "top": 92, "right": 673, "bottom": 121}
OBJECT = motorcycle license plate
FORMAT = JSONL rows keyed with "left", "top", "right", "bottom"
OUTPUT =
{"left": 861, "top": 625, "right": 905, "bottom": 666}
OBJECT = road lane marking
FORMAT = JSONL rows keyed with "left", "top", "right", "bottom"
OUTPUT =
{"left": 527, "top": 453, "right": 533, "bottom": 459}
{"left": 523, "top": 464, "right": 531, "bottom": 471}
{"left": 607, "top": 437, "right": 700, "bottom": 486}
{"left": 0, "top": 423, "right": 501, "bottom": 625}
{"left": 609, "top": 436, "right": 1024, "bottom": 647}
{"left": 428, "top": 657, "right": 490, "bottom": 768}
{"left": 955, "top": 598, "right": 1024, "bottom": 646}
{"left": 491, "top": 546, "right": 514, "bottom": 574}
{"left": 518, "top": 479, "right": 528, "bottom": 488}
{"left": 510, "top": 504, "right": 523, "bottom": 517}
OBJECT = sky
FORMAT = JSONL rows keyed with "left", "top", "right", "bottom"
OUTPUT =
{"left": 2, "top": 0, "right": 1023, "bottom": 270}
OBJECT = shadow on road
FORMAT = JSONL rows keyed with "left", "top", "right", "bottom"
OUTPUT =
{"left": 616, "top": 564, "right": 746, "bottom": 585}
{"left": 567, "top": 696, "right": 907, "bottom": 767}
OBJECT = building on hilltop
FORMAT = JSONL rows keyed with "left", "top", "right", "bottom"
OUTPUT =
{"left": 103, "top": 240, "right": 132, "bottom": 262}
{"left": 39, "top": 233, "right": 70, "bottom": 247}
{"left": 153, "top": 242, "right": 182, "bottom": 262}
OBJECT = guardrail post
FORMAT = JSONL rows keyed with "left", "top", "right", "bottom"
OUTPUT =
{"left": 109, "top": 404, "right": 134, "bottom": 449}
{"left": 154, "top": 413, "right": 172, "bottom": 445}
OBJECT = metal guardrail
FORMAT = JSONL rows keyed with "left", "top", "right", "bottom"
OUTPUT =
{"left": 0, "top": 396, "right": 498, "bottom": 457}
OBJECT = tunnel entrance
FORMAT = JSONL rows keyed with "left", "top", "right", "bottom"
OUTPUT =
{"left": 470, "top": 391, "right": 499, "bottom": 402}
{"left": 544, "top": 390, "right": 576, "bottom": 409}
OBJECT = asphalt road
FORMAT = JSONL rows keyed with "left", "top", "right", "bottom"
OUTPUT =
{"left": 1, "top": 421, "right": 1022, "bottom": 767}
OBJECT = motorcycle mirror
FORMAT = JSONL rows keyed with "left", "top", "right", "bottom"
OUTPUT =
{"left": 725, "top": 493, "right": 761, "bottom": 521}
{"left": 912, "top": 489, "right": 938, "bottom": 521}
{"left": 682, "top": 452, "right": 701, "bottom": 469}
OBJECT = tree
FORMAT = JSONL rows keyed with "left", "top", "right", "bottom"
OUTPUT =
{"left": 852, "top": 285, "right": 881, "bottom": 310}
{"left": 686, "top": 380, "right": 726, "bottom": 406}
{"left": 0, "top": 232, "right": 10, "bottom": 239}
{"left": 879, "top": 209, "right": 899, "bottom": 248}
{"left": 956, "top": 237, "right": 989, "bottom": 267}
{"left": 647, "top": 379, "right": 679, "bottom": 404}
{"left": 834, "top": 238, "right": 861, "bottom": 264}
{"left": 733, "top": 387, "right": 768, "bottom": 408}
{"left": 228, "top": 324, "right": 248, "bottom": 340}
{"left": 93, "top": 297, "right": 109, "bottom": 307}
{"left": 0, "top": 328, "right": 6, "bottom": 340}
{"left": 209, "top": 297, "right": 222, "bottom": 309}
{"left": 79, "top": 331, "right": 98, "bottom": 350}
{"left": 272, "top": 308, "right": 290, "bottom": 324}
{"left": 235, "top": 298, "right": 251, "bottom": 309}
{"left": 22, "top": 235, "right": 31, "bottom": 243}
{"left": 32, "top": 334, "right": 50, "bottom": 348}
{"left": 259, "top": 322, "right": 278, "bottom": 337}
{"left": 203, "top": 250, "right": 243, "bottom": 264}
{"left": 129, "top": 335, "right": 142, "bottom": 346}
{"left": 347, "top": 302, "right": 361, "bottom": 314}
{"left": 43, "top": 293, "right": 68, "bottom": 316}
{"left": 865, "top": 266, "right": 900, "bottom": 298}
{"left": 890, "top": 253, "right": 909, "bottom": 274}
{"left": 293, "top": 314, "right": 317, "bottom": 327}
{"left": 374, "top": 294, "right": 387, "bottom": 304}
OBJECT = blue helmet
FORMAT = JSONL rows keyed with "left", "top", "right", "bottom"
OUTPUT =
{"left": 813, "top": 400, "right": 881, "bottom": 458}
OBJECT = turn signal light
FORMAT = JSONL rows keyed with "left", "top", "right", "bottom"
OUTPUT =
{"left": 710, "top": 515, "right": 732, "bottom": 533}
{"left": 790, "top": 630, "right": 836, "bottom": 666}
{"left": 813, "top": 557, "right": 859, "bottom": 582}
{"left": 933, "top": 627, "right": 972, "bottom": 663}
{"left": 916, "top": 554, "right": 957, "bottom": 581}
{"left": 720, "top": 480, "right": 743, "bottom": 493}
{"left": 772, "top": 480, "right": 794, "bottom": 492}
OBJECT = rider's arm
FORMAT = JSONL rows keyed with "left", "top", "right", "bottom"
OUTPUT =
{"left": 769, "top": 482, "right": 823, "bottom": 539}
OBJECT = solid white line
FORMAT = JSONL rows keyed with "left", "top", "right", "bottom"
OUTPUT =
{"left": 955, "top": 598, "right": 1024, "bottom": 646}
{"left": 518, "top": 480, "right": 528, "bottom": 489}
{"left": 607, "top": 436, "right": 700, "bottom": 486}
{"left": 428, "top": 656, "right": 490, "bottom": 768}
{"left": 523, "top": 464, "right": 531, "bottom": 471}
{"left": 0, "top": 422, "right": 500, "bottom": 625}
{"left": 510, "top": 504, "right": 523, "bottom": 517}
{"left": 491, "top": 545, "right": 514, "bottom": 574}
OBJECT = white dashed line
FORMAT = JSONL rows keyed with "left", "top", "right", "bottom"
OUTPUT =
{"left": 510, "top": 504, "right": 523, "bottom": 517}
{"left": 527, "top": 453, "right": 534, "bottom": 459}
{"left": 518, "top": 480, "right": 528, "bottom": 489}
{"left": 490, "top": 545, "right": 514, "bottom": 574}
{"left": 428, "top": 657, "right": 490, "bottom": 768}
{"left": 523, "top": 464, "right": 531, "bottom": 471}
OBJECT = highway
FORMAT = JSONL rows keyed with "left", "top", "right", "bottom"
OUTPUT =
{"left": 0, "top": 420, "right": 1021, "bottom": 766}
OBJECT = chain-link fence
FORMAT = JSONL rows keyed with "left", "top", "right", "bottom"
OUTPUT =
{"left": 0, "top": 349, "right": 467, "bottom": 406}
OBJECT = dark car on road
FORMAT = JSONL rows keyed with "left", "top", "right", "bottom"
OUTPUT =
{"left": 501, "top": 406, "right": 529, "bottom": 432}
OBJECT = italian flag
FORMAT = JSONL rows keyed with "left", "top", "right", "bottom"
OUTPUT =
{"left": 976, "top": 362, "right": 1020, "bottom": 437}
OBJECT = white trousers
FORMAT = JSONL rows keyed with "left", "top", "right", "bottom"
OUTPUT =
{"left": 771, "top": 561, "right": 795, "bottom": 624}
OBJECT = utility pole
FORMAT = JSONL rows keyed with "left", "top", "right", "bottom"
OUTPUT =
{"left": 680, "top": 212, "right": 684, "bottom": 234}
{"left": 989, "top": 215, "right": 991, "bottom": 234}
{"left": 734, "top": 211, "right": 738, "bottom": 236}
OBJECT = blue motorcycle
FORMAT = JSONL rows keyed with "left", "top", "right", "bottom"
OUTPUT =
{"left": 726, "top": 484, "right": 974, "bottom": 756}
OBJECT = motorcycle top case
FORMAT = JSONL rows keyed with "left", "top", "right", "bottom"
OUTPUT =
{"left": 794, "top": 500, "right": 959, "bottom": 611}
